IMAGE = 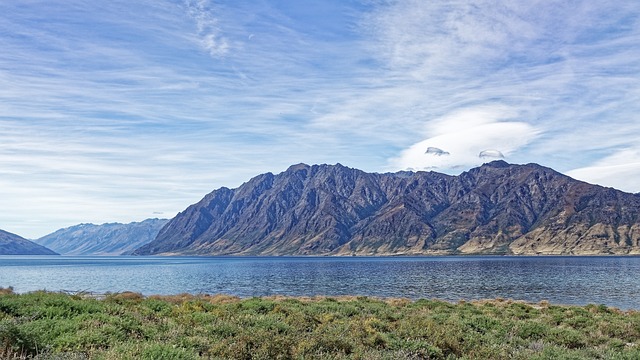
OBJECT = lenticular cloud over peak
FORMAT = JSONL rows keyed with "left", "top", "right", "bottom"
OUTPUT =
{"left": 425, "top": 147, "right": 450, "bottom": 156}
{"left": 479, "top": 150, "right": 505, "bottom": 159}
{"left": 390, "top": 106, "right": 539, "bottom": 173}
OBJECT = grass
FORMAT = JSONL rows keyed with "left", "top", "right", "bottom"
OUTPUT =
{"left": 0, "top": 287, "right": 639, "bottom": 359}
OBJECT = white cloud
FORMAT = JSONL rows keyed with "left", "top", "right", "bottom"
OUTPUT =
{"left": 567, "top": 149, "right": 640, "bottom": 194}
{"left": 185, "top": 0, "right": 230, "bottom": 57}
{"left": 390, "top": 106, "right": 539, "bottom": 172}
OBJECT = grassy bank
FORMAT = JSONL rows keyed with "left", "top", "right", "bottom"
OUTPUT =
{"left": 1, "top": 288, "right": 639, "bottom": 359}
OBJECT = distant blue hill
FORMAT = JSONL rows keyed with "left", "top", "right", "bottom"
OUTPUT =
{"left": 0, "top": 229, "right": 58, "bottom": 255}
{"left": 35, "top": 218, "right": 168, "bottom": 255}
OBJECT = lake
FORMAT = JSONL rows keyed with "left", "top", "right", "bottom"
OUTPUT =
{"left": 1, "top": 255, "right": 639, "bottom": 309}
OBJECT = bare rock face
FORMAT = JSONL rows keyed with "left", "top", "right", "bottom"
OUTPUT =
{"left": 133, "top": 161, "right": 640, "bottom": 256}
{"left": 0, "top": 229, "right": 58, "bottom": 255}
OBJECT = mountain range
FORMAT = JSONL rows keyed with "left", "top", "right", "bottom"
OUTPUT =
{"left": 0, "top": 229, "right": 58, "bottom": 255}
{"left": 133, "top": 161, "right": 640, "bottom": 256}
{"left": 34, "top": 219, "right": 168, "bottom": 255}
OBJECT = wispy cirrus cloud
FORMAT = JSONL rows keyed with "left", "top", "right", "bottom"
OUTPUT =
{"left": 1, "top": 0, "right": 640, "bottom": 238}
{"left": 567, "top": 148, "right": 640, "bottom": 193}
{"left": 0, "top": 0, "right": 375, "bottom": 237}
{"left": 185, "top": 0, "right": 230, "bottom": 58}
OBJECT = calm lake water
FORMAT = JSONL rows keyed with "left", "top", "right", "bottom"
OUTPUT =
{"left": 1, "top": 256, "right": 639, "bottom": 309}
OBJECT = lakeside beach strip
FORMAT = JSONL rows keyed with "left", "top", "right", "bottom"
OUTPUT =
{"left": 1, "top": 288, "right": 639, "bottom": 359}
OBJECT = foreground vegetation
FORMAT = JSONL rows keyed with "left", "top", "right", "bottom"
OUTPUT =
{"left": 1, "top": 287, "right": 639, "bottom": 359}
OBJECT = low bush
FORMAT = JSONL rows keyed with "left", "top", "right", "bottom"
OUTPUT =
{"left": 0, "top": 291, "right": 638, "bottom": 359}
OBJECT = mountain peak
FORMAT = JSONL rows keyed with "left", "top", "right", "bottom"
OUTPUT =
{"left": 286, "top": 163, "right": 310, "bottom": 172}
{"left": 0, "top": 229, "right": 58, "bottom": 255}
{"left": 483, "top": 160, "right": 510, "bottom": 168}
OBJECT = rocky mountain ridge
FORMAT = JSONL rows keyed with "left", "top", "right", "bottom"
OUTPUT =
{"left": 36, "top": 219, "right": 168, "bottom": 255}
{"left": 133, "top": 161, "right": 640, "bottom": 256}
{"left": 0, "top": 229, "right": 58, "bottom": 255}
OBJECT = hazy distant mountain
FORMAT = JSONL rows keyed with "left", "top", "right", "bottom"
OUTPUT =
{"left": 36, "top": 219, "right": 168, "bottom": 255}
{"left": 0, "top": 229, "right": 58, "bottom": 255}
{"left": 133, "top": 161, "right": 640, "bottom": 256}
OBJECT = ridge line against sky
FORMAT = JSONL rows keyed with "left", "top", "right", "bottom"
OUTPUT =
{"left": 1, "top": 0, "right": 640, "bottom": 238}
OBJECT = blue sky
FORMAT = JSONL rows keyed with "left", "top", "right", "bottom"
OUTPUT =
{"left": 2, "top": 0, "right": 640, "bottom": 238}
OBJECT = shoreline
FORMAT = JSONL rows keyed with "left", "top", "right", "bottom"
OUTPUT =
{"left": 1, "top": 287, "right": 636, "bottom": 312}
{"left": 6, "top": 252, "right": 640, "bottom": 257}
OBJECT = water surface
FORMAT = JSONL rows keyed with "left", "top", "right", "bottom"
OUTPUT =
{"left": 1, "top": 256, "right": 638, "bottom": 309}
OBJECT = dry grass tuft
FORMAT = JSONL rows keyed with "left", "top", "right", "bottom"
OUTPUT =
{"left": 106, "top": 291, "right": 144, "bottom": 302}
{"left": 0, "top": 287, "right": 14, "bottom": 295}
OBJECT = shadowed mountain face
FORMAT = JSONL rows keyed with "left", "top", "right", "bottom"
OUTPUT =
{"left": 133, "top": 161, "right": 640, "bottom": 256}
{"left": 36, "top": 219, "right": 168, "bottom": 255}
{"left": 0, "top": 230, "right": 58, "bottom": 255}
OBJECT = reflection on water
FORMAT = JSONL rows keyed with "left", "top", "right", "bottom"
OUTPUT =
{"left": 1, "top": 256, "right": 639, "bottom": 309}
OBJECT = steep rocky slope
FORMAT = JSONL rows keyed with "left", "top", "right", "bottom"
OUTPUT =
{"left": 0, "top": 229, "right": 58, "bottom": 255}
{"left": 36, "top": 219, "right": 168, "bottom": 255}
{"left": 133, "top": 161, "right": 640, "bottom": 256}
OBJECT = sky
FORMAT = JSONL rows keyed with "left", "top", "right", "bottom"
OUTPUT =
{"left": 1, "top": 0, "right": 640, "bottom": 239}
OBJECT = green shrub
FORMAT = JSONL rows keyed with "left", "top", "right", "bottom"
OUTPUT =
{"left": 516, "top": 321, "right": 550, "bottom": 340}
{"left": 140, "top": 343, "right": 197, "bottom": 360}
{"left": 1, "top": 291, "right": 639, "bottom": 359}
{"left": 550, "top": 327, "right": 587, "bottom": 349}
{"left": 0, "top": 319, "right": 37, "bottom": 357}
